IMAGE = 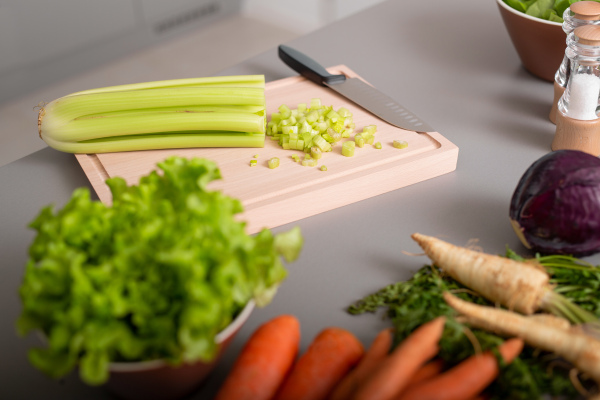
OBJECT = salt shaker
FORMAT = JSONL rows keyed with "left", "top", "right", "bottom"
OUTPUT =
{"left": 549, "top": 1, "right": 600, "bottom": 124}
{"left": 552, "top": 25, "right": 600, "bottom": 156}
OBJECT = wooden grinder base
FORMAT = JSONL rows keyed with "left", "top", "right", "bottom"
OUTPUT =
{"left": 553, "top": 110, "right": 600, "bottom": 156}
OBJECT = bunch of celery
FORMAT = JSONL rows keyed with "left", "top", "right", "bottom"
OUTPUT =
{"left": 38, "top": 75, "right": 267, "bottom": 153}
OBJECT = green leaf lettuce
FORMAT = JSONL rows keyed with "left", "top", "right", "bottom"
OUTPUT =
{"left": 17, "top": 156, "right": 302, "bottom": 385}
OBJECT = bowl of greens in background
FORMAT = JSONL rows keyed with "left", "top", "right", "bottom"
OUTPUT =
{"left": 16, "top": 156, "right": 303, "bottom": 400}
{"left": 497, "top": 0, "right": 567, "bottom": 81}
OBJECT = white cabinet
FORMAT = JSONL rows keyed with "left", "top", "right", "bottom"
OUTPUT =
{"left": 0, "top": 0, "right": 241, "bottom": 103}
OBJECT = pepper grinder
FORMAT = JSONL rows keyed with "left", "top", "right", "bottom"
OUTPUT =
{"left": 549, "top": 1, "right": 600, "bottom": 124}
{"left": 552, "top": 25, "right": 600, "bottom": 156}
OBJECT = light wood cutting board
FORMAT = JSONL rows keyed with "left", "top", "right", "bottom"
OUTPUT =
{"left": 75, "top": 65, "right": 459, "bottom": 234}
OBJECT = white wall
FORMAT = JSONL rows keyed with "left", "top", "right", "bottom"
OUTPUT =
{"left": 242, "top": 0, "right": 385, "bottom": 34}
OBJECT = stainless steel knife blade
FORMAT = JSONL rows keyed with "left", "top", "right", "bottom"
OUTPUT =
{"left": 278, "top": 45, "right": 434, "bottom": 133}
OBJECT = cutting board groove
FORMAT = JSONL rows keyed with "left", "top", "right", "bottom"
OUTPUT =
{"left": 75, "top": 65, "right": 459, "bottom": 233}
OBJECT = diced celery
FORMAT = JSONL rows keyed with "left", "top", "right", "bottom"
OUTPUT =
{"left": 374, "top": 142, "right": 382, "bottom": 149}
{"left": 393, "top": 140, "right": 408, "bottom": 149}
{"left": 297, "top": 103, "right": 307, "bottom": 113}
{"left": 326, "top": 110, "right": 340, "bottom": 122}
{"left": 320, "top": 165, "right": 327, "bottom": 171}
{"left": 282, "top": 125, "right": 298, "bottom": 135}
{"left": 310, "top": 146, "right": 322, "bottom": 159}
{"left": 363, "top": 125, "right": 377, "bottom": 135}
{"left": 289, "top": 139, "right": 298, "bottom": 149}
{"left": 366, "top": 136, "right": 375, "bottom": 145}
{"left": 279, "top": 104, "right": 292, "bottom": 119}
{"left": 268, "top": 157, "right": 280, "bottom": 169}
{"left": 310, "top": 98, "right": 322, "bottom": 109}
{"left": 355, "top": 134, "right": 365, "bottom": 148}
{"left": 342, "top": 141, "right": 355, "bottom": 157}
{"left": 291, "top": 154, "right": 300, "bottom": 162}
{"left": 250, "top": 159, "right": 258, "bottom": 166}
{"left": 337, "top": 107, "right": 351, "bottom": 118}
{"left": 313, "top": 135, "right": 331, "bottom": 152}
{"left": 301, "top": 158, "right": 318, "bottom": 167}
{"left": 296, "top": 139, "right": 305, "bottom": 150}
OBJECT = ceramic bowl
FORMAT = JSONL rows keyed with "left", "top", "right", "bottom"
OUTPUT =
{"left": 496, "top": 0, "right": 566, "bottom": 81}
{"left": 104, "top": 300, "right": 255, "bottom": 400}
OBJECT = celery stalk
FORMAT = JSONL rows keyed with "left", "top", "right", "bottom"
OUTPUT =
{"left": 38, "top": 76, "right": 268, "bottom": 153}
{"left": 48, "top": 112, "right": 265, "bottom": 142}
{"left": 42, "top": 87, "right": 265, "bottom": 124}
{"left": 43, "top": 132, "right": 265, "bottom": 153}
{"left": 69, "top": 75, "right": 265, "bottom": 96}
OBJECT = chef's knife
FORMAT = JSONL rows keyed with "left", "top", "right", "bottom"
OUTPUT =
{"left": 278, "top": 45, "right": 433, "bottom": 133}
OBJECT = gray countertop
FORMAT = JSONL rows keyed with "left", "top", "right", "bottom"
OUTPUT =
{"left": 2, "top": 1, "right": 595, "bottom": 399}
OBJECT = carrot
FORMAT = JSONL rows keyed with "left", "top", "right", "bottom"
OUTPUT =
{"left": 329, "top": 328, "right": 393, "bottom": 400}
{"left": 397, "top": 338, "right": 524, "bottom": 400}
{"left": 444, "top": 292, "right": 600, "bottom": 385}
{"left": 214, "top": 314, "right": 300, "bottom": 400}
{"left": 404, "top": 359, "right": 445, "bottom": 388}
{"left": 273, "top": 327, "right": 364, "bottom": 400}
{"left": 411, "top": 233, "right": 551, "bottom": 315}
{"left": 350, "top": 316, "right": 446, "bottom": 400}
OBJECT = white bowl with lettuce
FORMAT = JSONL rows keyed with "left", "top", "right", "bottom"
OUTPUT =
{"left": 16, "top": 156, "right": 303, "bottom": 400}
{"left": 497, "top": 0, "right": 567, "bottom": 81}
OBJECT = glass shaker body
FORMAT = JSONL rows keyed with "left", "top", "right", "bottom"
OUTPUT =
{"left": 555, "top": 6, "right": 600, "bottom": 87}
{"left": 557, "top": 42, "right": 600, "bottom": 120}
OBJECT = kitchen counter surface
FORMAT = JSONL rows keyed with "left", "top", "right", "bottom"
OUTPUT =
{"left": 2, "top": 1, "right": 596, "bottom": 399}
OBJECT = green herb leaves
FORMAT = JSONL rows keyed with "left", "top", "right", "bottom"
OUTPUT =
{"left": 17, "top": 156, "right": 303, "bottom": 385}
{"left": 347, "top": 259, "right": 594, "bottom": 399}
{"left": 503, "top": 0, "right": 586, "bottom": 23}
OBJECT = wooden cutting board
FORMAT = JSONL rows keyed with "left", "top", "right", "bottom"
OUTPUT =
{"left": 75, "top": 65, "right": 459, "bottom": 234}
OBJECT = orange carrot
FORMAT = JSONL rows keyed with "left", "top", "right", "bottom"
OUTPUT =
{"left": 214, "top": 315, "right": 300, "bottom": 400}
{"left": 404, "top": 359, "right": 445, "bottom": 388}
{"left": 329, "top": 328, "right": 394, "bottom": 400}
{"left": 351, "top": 316, "right": 446, "bottom": 400}
{"left": 397, "top": 338, "right": 524, "bottom": 400}
{"left": 273, "top": 327, "right": 364, "bottom": 400}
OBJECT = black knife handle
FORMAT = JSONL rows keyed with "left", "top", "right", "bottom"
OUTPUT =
{"left": 278, "top": 45, "right": 346, "bottom": 86}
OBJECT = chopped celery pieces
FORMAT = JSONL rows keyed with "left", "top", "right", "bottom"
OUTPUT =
{"left": 17, "top": 157, "right": 303, "bottom": 386}
{"left": 393, "top": 140, "right": 408, "bottom": 149}
{"left": 342, "top": 141, "right": 355, "bottom": 157}
{"left": 38, "top": 75, "right": 267, "bottom": 153}
{"left": 268, "top": 98, "right": 354, "bottom": 162}
{"left": 268, "top": 157, "right": 280, "bottom": 169}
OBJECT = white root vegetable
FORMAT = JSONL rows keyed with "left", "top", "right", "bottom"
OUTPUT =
{"left": 412, "top": 233, "right": 551, "bottom": 315}
{"left": 444, "top": 292, "right": 600, "bottom": 384}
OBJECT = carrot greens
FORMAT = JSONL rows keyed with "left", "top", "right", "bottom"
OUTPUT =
{"left": 347, "top": 248, "right": 600, "bottom": 399}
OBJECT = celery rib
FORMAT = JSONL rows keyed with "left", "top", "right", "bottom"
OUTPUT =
{"left": 45, "top": 112, "right": 265, "bottom": 142}
{"left": 69, "top": 75, "right": 265, "bottom": 96}
{"left": 43, "top": 132, "right": 265, "bottom": 153}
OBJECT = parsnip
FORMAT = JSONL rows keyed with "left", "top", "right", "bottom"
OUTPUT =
{"left": 412, "top": 233, "right": 551, "bottom": 314}
{"left": 444, "top": 292, "right": 600, "bottom": 384}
